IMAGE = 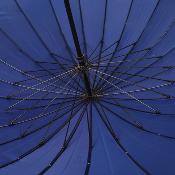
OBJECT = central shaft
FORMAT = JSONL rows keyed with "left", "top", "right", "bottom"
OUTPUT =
{"left": 64, "top": 0, "right": 92, "bottom": 96}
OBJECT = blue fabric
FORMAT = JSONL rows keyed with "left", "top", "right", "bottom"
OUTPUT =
{"left": 0, "top": 0, "right": 175, "bottom": 174}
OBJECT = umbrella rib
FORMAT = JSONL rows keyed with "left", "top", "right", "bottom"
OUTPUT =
{"left": 91, "top": 42, "right": 135, "bottom": 62}
{"left": 94, "top": 103, "right": 120, "bottom": 141}
{"left": 105, "top": 82, "right": 172, "bottom": 98}
{"left": 115, "top": 58, "right": 171, "bottom": 86}
{"left": 84, "top": 103, "right": 93, "bottom": 175}
{"left": 1, "top": 80, "right": 81, "bottom": 128}
{"left": 115, "top": 50, "right": 175, "bottom": 88}
{"left": 8, "top": 92, "right": 81, "bottom": 133}
{"left": 94, "top": 103, "right": 151, "bottom": 175}
{"left": 48, "top": 54, "right": 73, "bottom": 73}
{"left": 100, "top": 100, "right": 175, "bottom": 140}
{"left": 23, "top": 68, "right": 85, "bottom": 94}
{"left": 88, "top": 40, "right": 102, "bottom": 60}
{"left": 112, "top": 63, "right": 175, "bottom": 96}
{"left": 40, "top": 82, "right": 81, "bottom": 145}
{"left": 88, "top": 39, "right": 119, "bottom": 61}
{"left": 63, "top": 78, "right": 82, "bottom": 145}
{"left": 104, "top": 96, "right": 174, "bottom": 101}
{"left": 5, "top": 80, "right": 77, "bottom": 108}
{"left": 7, "top": 73, "right": 73, "bottom": 93}
{"left": 0, "top": 58, "right": 52, "bottom": 81}
{"left": 0, "top": 71, "right": 80, "bottom": 100}
{"left": 0, "top": 96, "right": 77, "bottom": 101}
{"left": 111, "top": 0, "right": 161, "bottom": 73}
{"left": 109, "top": 65, "right": 174, "bottom": 93}
{"left": 94, "top": 103, "right": 115, "bottom": 175}
{"left": 113, "top": 20, "right": 175, "bottom": 86}
{"left": 94, "top": 72, "right": 158, "bottom": 113}
{"left": 49, "top": 0, "right": 76, "bottom": 63}
{"left": 24, "top": 68, "right": 62, "bottom": 73}
{"left": 7, "top": 91, "right": 80, "bottom": 133}
{"left": 95, "top": 65, "right": 173, "bottom": 69}
{"left": 38, "top": 104, "right": 87, "bottom": 175}
{"left": 14, "top": 0, "right": 69, "bottom": 66}
{"left": 0, "top": 97, "right": 84, "bottom": 129}
{"left": 4, "top": 88, "right": 60, "bottom": 131}
{"left": 96, "top": 103, "right": 118, "bottom": 137}
{"left": 17, "top": 89, "right": 78, "bottom": 142}
{"left": 0, "top": 28, "right": 58, "bottom": 77}
{"left": 93, "top": 68, "right": 169, "bottom": 85}
{"left": 6, "top": 72, "right": 78, "bottom": 111}
{"left": 111, "top": 0, "right": 134, "bottom": 54}
{"left": 93, "top": 55, "right": 160, "bottom": 65}
{"left": 0, "top": 103, "right": 85, "bottom": 169}
{"left": 0, "top": 58, "right": 74, "bottom": 87}
{"left": 18, "top": 72, "right": 78, "bottom": 120}
{"left": 92, "top": 0, "right": 134, "bottom": 89}
{"left": 89, "top": 40, "right": 135, "bottom": 64}
{"left": 12, "top": 98, "right": 79, "bottom": 111}
{"left": 13, "top": 71, "right": 65, "bottom": 84}
{"left": 95, "top": 0, "right": 161, "bottom": 90}
{"left": 112, "top": 68, "right": 173, "bottom": 84}
{"left": 118, "top": 68, "right": 174, "bottom": 88}
{"left": 92, "top": 0, "right": 108, "bottom": 88}
{"left": 91, "top": 68, "right": 172, "bottom": 98}
{"left": 78, "top": 0, "right": 87, "bottom": 56}
{"left": 13, "top": 72, "right": 70, "bottom": 90}
{"left": 0, "top": 102, "right": 83, "bottom": 146}
{"left": 0, "top": 58, "right": 81, "bottom": 97}
{"left": 101, "top": 98, "right": 175, "bottom": 116}
{"left": 50, "top": 53, "right": 75, "bottom": 64}
{"left": 12, "top": 76, "right": 81, "bottom": 113}
{"left": 100, "top": 66, "right": 174, "bottom": 94}
{"left": 13, "top": 70, "right": 81, "bottom": 97}
{"left": 94, "top": 47, "right": 150, "bottom": 89}
{"left": 101, "top": 47, "right": 149, "bottom": 60}
{"left": 63, "top": 104, "right": 77, "bottom": 146}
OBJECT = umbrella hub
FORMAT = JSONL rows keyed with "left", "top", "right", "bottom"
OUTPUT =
{"left": 75, "top": 60, "right": 105, "bottom": 100}
{"left": 76, "top": 59, "right": 92, "bottom": 73}
{"left": 75, "top": 59, "right": 93, "bottom": 97}
{"left": 81, "top": 90, "right": 100, "bottom": 101}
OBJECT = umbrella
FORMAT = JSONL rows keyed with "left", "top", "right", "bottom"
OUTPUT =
{"left": 0, "top": 0, "right": 175, "bottom": 174}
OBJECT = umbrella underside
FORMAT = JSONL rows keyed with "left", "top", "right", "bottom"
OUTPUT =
{"left": 0, "top": 0, "right": 175, "bottom": 175}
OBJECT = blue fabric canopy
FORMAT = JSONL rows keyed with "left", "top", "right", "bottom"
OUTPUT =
{"left": 0, "top": 0, "right": 175, "bottom": 174}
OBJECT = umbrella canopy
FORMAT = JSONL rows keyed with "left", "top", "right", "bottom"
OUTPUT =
{"left": 0, "top": 0, "right": 175, "bottom": 174}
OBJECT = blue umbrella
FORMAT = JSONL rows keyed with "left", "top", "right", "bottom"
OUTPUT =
{"left": 0, "top": 0, "right": 175, "bottom": 174}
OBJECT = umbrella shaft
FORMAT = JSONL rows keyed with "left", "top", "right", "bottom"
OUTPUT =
{"left": 64, "top": 0, "right": 92, "bottom": 96}
{"left": 64, "top": 0, "right": 83, "bottom": 57}
{"left": 83, "top": 72, "right": 92, "bottom": 96}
